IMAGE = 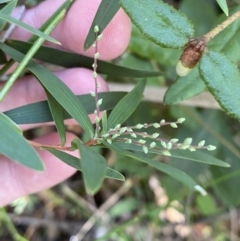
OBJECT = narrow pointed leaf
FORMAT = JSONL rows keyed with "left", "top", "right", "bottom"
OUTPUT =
{"left": 28, "top": 0, "right": 73, "bottom": 43}
{"left": 0, "top": 13, "right": 60, "bottom": 44}
{"left": 164, "top": 68, "right": 206, "bottom": 105}
{"left": 7, "top": 40, "right": 161, "bottom": 78}
{"left": 0, "top": 0, "right": 17, "bottom": 31}
{"left": 113, "top": 142, "right": 229, "bottom": 167}
{"left": 78, "top": 141, "right": 107, "bottom": 194}
{"left": 4, "top": 92, "right": 127, "bottom": 125}
{"left": 216, "top": 0, "right": 229, "bottom": 16}
{"left": 199, "top": 50, "right": 240, "bottom": 120}
{"left": 45, "top": 89, "right": 66, "bottom": 145}
{"left": 0, "top": 0, "right": 13, "bottom": 3}
{"left": 0, "top": 42, "right": 94, "bottom": 138}
{"left": 84, "top": 0, "right": 120, "bottom": 50}
{"left": 120, "top": 0, "right": 194, "bottom": 48}
{"left": 47, "top": 148, "right": 124, "bottom": 181}
{"left": 108, "top": 80, "right": 146, "bottom": 129}
{"left": 0, "top": 113, "right": 44, "bottom": 170}
{"left": 103, "top": 141, "right": 201, "bottom": 191}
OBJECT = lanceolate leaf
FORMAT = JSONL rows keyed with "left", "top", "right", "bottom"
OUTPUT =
{"left": 4, "top": 92, "right": 127, "bottom": 125}
{"left": 6, "top": 40, "right": 161, "bottom": 78}
{"left": 107, "top": 80, "right": 146, "bottom": 129}
{"left": 45, "top": 89, "right": 66, "bottom": 145}
{"left": 216, "top": 0, "right": 229, "bottom": 16}
{"left": 199, "top": 50, "right": 240, "bottom": 120}
{"left": 0, "top": 42, "right": 94, "bottom": 138}
{"left": 84, "top": 0, "right": 120, "bottom": 50}
{"left": 47, "top": 148, "right": 125, "bottom": 181}
{"left": 113, "top": 142, "right": 229, "bottom": 167}
{"left": 103, "top": 142, "right": 204, "bottom": 193}
{"left": 0, "top": 13, "right": 59, "bottom": 44}
{"left": 0, "top": 0, "right": 17, "bottom": 31}
{"left": 0, "top": 113, "right": 44, "bottom": 170}
{"left": 119, "top": 0, "right": 194, "bottom": 48}
{"left": 78, "top": 141, "right": 107, "bottom": 194}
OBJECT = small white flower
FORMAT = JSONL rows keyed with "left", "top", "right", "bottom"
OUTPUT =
{"left": 138, "top": 139, "right": 146, "bottom": 144}
{"left": 150, "top": 142, "right": 156, "bottom": 148}
{"left": 90, "top": 91, "right": 95, "bottom": 97}
{"left": 97, "top": 99, "right": 103, "bottom": 106}
{"left": 135, "top": 124, "right": 144, "bottom": 129}
{"left": 143, "top": 146, "right": 148, "bottom": 154}
{"left": 198, "top": 140, "right": 205, "bottom": 147}
{"left": 152, "top": 133, "right": 159, "bottom": 139}
{"left": 153, "top": 123, "right": 160, "bottom": 128}
{"left": 194, "top": 185, "right": 207, "bottom": 196}
{"left": 94, "top": 25, "right": 99, "bottom": 33}
{"left": 183, "top": 138, "right": 193, "bottom": 146}
{"left": 207, "top": 145, "right": 216, "bottom": 151}
{"left": 162, "top": 150, "right": 171, "bottom": 156}
{"left": 170, "top": 123, "right": 178, "bottom": 128}
{"left": 130, "top": 133, "right": 137, "bottom": 138}
{"left": 107, "top": 139, "right": 112, "bottom": 144}
{"left": 177, "top": 118, "right": 186, "bottom": 124}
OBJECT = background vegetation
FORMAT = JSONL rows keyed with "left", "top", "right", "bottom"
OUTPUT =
{"left": 2, "top": 0, "right": 240, "bottom": 240}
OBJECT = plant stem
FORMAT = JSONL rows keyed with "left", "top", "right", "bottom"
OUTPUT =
{"left": 0, "top": 208, "right": 29, "bottom": 241}
{"left": 0, "top": 0, "right": 72, "bottom": 102}
{"left": 204, "top": 10, "right": 240, "bottom": 42}
{"left": 93, "top": 32, "right": 101, "bottom": 138}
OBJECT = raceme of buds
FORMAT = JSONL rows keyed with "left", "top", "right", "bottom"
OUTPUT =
{"left": 176, "top": 38, "right": 206, "bottom": 76}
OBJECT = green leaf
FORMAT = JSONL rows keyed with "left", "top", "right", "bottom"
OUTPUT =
{"left": 164, "top": 68, "right": 206, "bottom": 105}
{"left": 199, "top": 50, "right": 240, "bottom": 120}
{"left": 0, "top": 113, "right": 44, "bottom": 170}
{"left": 196, "top": 195, "right": 217, "bottom": 215}
{"left": 0, "top": 13, "right": 60, "bottom": 44}
{"left": 28, "top": 0, "right": 73, "bottom": 43}
{"left": 108, "top": 80, "right": 146, "bottom": 129}
{"left": 84, "top": 0, "right": 120, "bottom": 50}
{"left": 170, "top": 150, "right": 229, "bottom": 167}
{"left": 0, "top": 42, "right": 94, "bottom": 138}
{"left": 103, "top": 141, "right": 206, "bottom": 194}
{"left": 119, "top": 0, "right": 194, "bottom": 48}
{"left": 78, "top": 141, "right": 107, "bottom": 194}
{"left": 0, "top": 0, "right": 13, "bottom": 3}
{"left": 47, "top": 148, "right": 125, "bottom": 181}
{"left": 7, "top": 40, "right": 161, "bottom": 78}
{"left": 101, "top": 111, "right": 108, "bottom": 133}
{"left": 4, "top": 92, "right": 127, "bottom": 124}
{"left": 113, "top": 142, "right": 229, "bottom": 167}
{"left": 216, "top": 0, "right": 229, "bottom": 16}
{"left": 0, "top": 0, "right": 17, "bottom": 31}
{"left": 129, "top": 25, "right": 180, "bottom": 67}
{"left": 45, "top": 89, "right": 66, "bottom": 145}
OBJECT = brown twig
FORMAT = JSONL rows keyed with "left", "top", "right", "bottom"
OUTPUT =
{"left": 203, "top": 10, "right": 240, "bottom": 42}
